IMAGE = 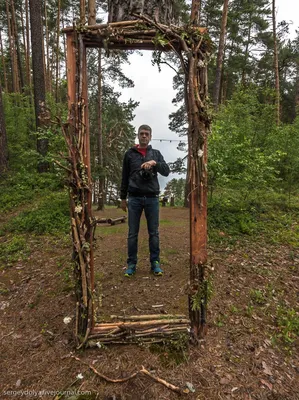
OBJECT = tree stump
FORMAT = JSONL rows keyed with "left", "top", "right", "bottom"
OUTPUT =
{"left": 108, "top": 0, "right": 176, "bottom": 25}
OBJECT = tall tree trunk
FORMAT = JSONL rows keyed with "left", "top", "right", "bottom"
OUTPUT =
{"left": 20, "top": 3, "right": 29, "bottom": 87}
{"left": 29, "top": 0, "right": 49, "bottom": 172}
{"left": 0, "top": 31, "right": 8, "bottom": 93}
{"left": 44, "top": 1, "right": 51, "bottom": 93}
{"left": 88, "top": 0, "right": 96, "bottom": 25}
{"left": 6, "top": 0, "right": 17, "bottom": 92}
{"left": 190, "top": 0, "right": 201, "bottom": 25}
{"left": 188, "top": 0, "right": 208, "bottom": 339}
{"left": 55, "top": 0, "right": 61, "bottom": 102}
{"left": 25, "top": 0, "right": 31, "bottom": 88}
{"left": 213, "top": 0, "right": 229, "bottom": 110}
{"left": 272, "top": 0, "right": 280, "bottom": 125}
{"left": 241, "top": 14, "right": 252, "bottom": 86}
{"left": 62, "top": 13, "right": 67, "bottom": 90}
{"left": 11, "top": 0, "right": 24, "bottom": 91}
{"left": 80, "top": 0, "right": 86, "bottom": 23}
{"left": 0, "top": 82, "right": 9, "bottom": 174}
{"left": 97, "top": 48, "right": 105, "bottom": 211}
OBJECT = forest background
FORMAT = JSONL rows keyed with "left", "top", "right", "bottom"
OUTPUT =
{"left": 0, "top": 1, "right": 299, "bottom": 397}
{"left": 1, "top": 0, "right": 299, "bottom": 282}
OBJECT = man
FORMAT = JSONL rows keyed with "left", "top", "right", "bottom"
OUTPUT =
{"left": 120, "top": 124, "right": 170, "bottom": 277}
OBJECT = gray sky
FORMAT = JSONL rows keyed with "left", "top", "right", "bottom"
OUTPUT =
{"left": 114, "top": 1, "right": 299, "bottom": 190}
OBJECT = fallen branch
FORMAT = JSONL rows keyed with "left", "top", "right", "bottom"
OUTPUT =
{"left": 72, "top": 356, "right": 184, "bottom": 394}
{"left": 109, "top": 314, "right": 186, "bottom": 321}
{"left": 72, "top": 356, "right": 138, "bottom": 383}
{"left": 0, "top": 330, "right": 14, "bottom": 341}
{"left": 140, "top": 365, "right": 182, "bottom": 394}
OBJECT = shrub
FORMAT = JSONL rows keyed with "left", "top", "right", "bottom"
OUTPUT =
{"left": 5, "top": 190, "right": 70, "bottom": 235}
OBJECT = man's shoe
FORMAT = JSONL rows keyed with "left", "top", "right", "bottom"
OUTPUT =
{"left": 124, "top": 264, "right": 136, "bottom": 277}
{"left": 151, "top": 261, "right": 163, "bottom": 276}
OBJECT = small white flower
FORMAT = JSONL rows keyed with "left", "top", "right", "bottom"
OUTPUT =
{"left": 63, "top": 316, "right": 72, "bottom": 324}
{"left": 96, "top": 341, "right": 102, "bottom": 349}
{"left": 77, "top": 373, "right": 84, "bottom": 380}
{"left": 75, "top": 205, "right": 83, "bottom": 213}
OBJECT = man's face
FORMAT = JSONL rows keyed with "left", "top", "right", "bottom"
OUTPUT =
{"left": 138, "top": 129, "right": 151, "bottom": 147}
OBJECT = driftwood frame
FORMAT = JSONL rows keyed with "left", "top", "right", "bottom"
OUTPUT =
{"left": 64, "top": 16, "right": 211, "bottom": 347}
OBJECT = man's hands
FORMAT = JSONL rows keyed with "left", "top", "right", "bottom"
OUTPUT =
{"left": 141, "top": 160, "right": 156, "bottom": 170}
{"left": 121, "top": 160, "right": 157, "bottom": 210}
{"left": 121, "top": 199, "right": 127, "bottom": 212}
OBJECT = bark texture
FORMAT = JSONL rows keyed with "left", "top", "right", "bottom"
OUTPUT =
{"left": 29, "top": 0, "right": 49, "bottom": 171}
{"left": 213, "top": 0, "right": 229, "bottom": 110}
{"left": 108, "top": 0, "right": 176, "bottom": 25}
{"left": 88, "top": 0, "right": 96, "bottom": 25}
{"left": 97, "top": 48, "right": 105, "bottom": 211}
{"left": 272, "top": 0, "right": 280, "bottom": 125}
{"left": 0, "top": 83, "right": 8, "bottom": 173}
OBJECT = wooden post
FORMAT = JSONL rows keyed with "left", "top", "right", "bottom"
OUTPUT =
{"left": 66, "top": 33, "right": 75, "bottom": 119}
{"left": 188, "top": 141, "right": 207, "bottom": 340}
{"left": 81, "top": 40, "right": 95, "bottom": 332}
{"left": 66, "top": 32, "right": 94, "bottom": 342}
{"left": 188, "top": 0, "right": 209, "bottom": 341}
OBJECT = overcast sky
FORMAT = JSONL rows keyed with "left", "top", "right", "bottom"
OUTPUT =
{"left": 112, "top": 1, "right": 299, "bottom": 189}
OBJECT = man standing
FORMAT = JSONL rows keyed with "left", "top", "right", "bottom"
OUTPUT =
{"left": 120, "top": 125, "right": 170, "bottom": 277}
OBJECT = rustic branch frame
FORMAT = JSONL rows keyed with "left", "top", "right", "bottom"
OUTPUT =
{"left": 64, "top": 16, "right": 212, "bottom": 347}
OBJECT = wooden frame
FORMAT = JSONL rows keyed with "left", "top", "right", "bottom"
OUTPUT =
{"left": 64, "top": 16, "right": 212, "bottom": 347}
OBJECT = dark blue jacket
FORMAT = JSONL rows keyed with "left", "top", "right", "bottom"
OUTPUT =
{"left": 120, "top": 145, "right": 170, "bottom": 199}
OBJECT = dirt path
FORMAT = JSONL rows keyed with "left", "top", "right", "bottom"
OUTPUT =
{"left": 93, "top": 207, "right": 189, "bottom": 321}
{"left": 0, "top": 206, "right": 298, "bottom": 399}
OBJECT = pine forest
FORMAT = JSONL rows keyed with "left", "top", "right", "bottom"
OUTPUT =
{"left": 0, "top": 1, "right": 298, "bottom": 399}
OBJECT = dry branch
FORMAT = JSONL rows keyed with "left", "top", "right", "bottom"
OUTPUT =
{"left": 109, "top": 314, "right": 186, "bottom": 321}
{"left": 140, "top": 366, "right": 182, "bottom": 394}
{"left": 93, "top": 318, "right": 189, "bottom": 331}
{"left": 72, "top": 356, "right": 184, "bottom": 394}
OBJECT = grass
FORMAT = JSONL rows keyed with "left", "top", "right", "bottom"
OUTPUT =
{"left": 0, "top": 171, "right": 65, "bottom": 213}
{"left": 4, "top": 190, "right": 70, "bottom": 235}
{"left": 274, "top": 305, "right": 299, "bottom": 349}
{"left": 0, "top": 235, "right": 30, "bottom": 268}
{"left": 208, "top": 188, "right": 299, "bottom": 246}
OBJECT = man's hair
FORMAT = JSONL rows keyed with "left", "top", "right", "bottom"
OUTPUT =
{"left": 138, "top": 124, "right": 152, "bottom": 134}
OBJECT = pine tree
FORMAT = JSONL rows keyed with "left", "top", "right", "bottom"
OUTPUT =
{"left": 29, "top": 0, "right": 48, "bottom": 172}
{"left": 0, "top": 82, "right": 8, "bottom": 173}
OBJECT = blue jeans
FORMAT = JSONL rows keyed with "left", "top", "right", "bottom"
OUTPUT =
{"left": 127, "top": 196, "right": 160, "bottom": 266}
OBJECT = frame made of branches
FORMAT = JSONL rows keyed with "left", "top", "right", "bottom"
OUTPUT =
{"left": 63, "top": 14, "right": 212, "bottom": 348}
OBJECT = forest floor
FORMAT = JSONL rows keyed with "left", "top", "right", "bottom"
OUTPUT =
{"left": 0, "top": 206, "right": 298, "bottom": 400}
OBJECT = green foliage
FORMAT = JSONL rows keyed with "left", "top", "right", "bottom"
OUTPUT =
{"left": 88, "top": 83, "right": 138, "bottom": 192}
{"left": 275, "top": 305, "right": 299, "bottom": 346}
{"left": 3, "top": 92, "right": 36, "bottom": 170}
{"left": 268, "top": 116, "right": 299, "bottom": 199}
{"left": 163, "top": 178, "right": 186, "bottom": 204}
{"left": 209, "top": 86, "right": 279, "bottom": 197}
{"left": 4, "top": 190, "right": 70, "bottom": 235}
{"left": 191, "top": 279, "right": 213, "bottom": 311}
{"left": 0, "top": 235, "right": 30, "bottom": 268}
{"left": 250, "top": 289, "right": 267, "bottom": 306}
{"left": 208, "top": 189, "right": 259, "bottom": 237}
{"left": 0, "top": 171, "right": 65, "bottom": 213}
{"left": 208, "top": 187, "right": 299, "bottom": 246}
